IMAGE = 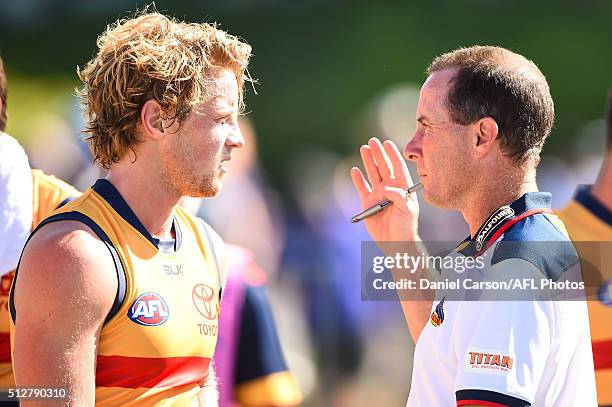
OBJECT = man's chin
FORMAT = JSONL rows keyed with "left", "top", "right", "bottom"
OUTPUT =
{"left": 423, "top": 187, "right": 448, "bottom": 208}
{"left": 183, "top": 178, "right": 222, "bottom": 198}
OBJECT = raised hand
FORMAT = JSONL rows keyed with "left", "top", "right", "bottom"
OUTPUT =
{"left": 350, "top": 137, "right": 420, "bottom": 242}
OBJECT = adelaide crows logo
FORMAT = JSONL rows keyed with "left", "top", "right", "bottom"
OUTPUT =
{"left": 430, "top": 297, "right": 445, "bottom": 327}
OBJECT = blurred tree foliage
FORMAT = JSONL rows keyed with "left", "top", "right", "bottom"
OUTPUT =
{"left": 1, "top": 0, "right": 610, "bottom": 191}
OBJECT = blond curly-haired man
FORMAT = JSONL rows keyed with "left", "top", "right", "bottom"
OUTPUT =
{"left": 10, "top": 11, "right": 251, "bottom": 406}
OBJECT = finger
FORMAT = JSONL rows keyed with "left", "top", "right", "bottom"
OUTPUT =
{"left": 382, "top": 186, "right": 407, "bottom": 203}
{"left": 368, "top": 137, "right": 394, "bottom": 181}
{"left": 350, "top": 167, "right": 372, "bottom": 202}
{"left": 383, "top": 140, "right": 413, "bottom": 187}
{"left": 383, "top": 186, "right": 419, "bottom": 220}
{"left": 360, "top": 145, "right": 382, "bottom": 186}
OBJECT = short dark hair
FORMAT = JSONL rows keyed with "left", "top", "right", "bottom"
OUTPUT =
{"left": 606, "top": 88, "right": 611, "bottom": 151}
{"left": 0, "top": 56, "right": 7, "bottom": 132}
{"left": 427, "top": 46, "right": 554, "bottom": 166}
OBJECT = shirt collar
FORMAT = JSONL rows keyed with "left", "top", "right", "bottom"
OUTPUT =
{"left": 92, "top": 179, "right": 181, "bottom": 251}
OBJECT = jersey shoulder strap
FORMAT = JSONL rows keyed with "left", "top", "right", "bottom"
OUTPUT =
{"left": 194, "top": 217, "right": 224, "bottom": 297}
{"left": 9, "top": 211, "right": 127, "bottom": 324}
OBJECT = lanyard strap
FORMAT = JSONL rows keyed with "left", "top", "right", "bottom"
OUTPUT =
{"left": 477, "top": 208, "right": 553, "bottom": 256}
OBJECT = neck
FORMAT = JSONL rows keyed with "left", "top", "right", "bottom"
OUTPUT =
{"left": 591, "top": 154, "right": 612, "bottom": 211}
{"left": 462, "top": 167, "right": 538, "bottom": 237}
{"left": 106, "top": 163, "right": 179, "bottom": 240}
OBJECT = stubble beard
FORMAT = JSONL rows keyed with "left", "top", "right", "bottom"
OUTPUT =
{"left": 424, "top": 165, "right": 471, "bottom": 210}
{"left": 160, "top": 135, "right": 220, "bottom": 199}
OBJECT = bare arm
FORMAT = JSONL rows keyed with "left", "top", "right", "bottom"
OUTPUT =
{"left": 13, "top": 221, "right": 117, "bottom": 406}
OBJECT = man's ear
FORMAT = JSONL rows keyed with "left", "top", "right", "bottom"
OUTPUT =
{"left": 140, "top": 100, "right": 165, "bottom": 140}
{"left": 473, "top": 116, "right": 499, "bottom": 158}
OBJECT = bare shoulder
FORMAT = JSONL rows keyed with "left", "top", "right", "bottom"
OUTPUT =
{"left": 12, "top": 220, "right": 116, "bottom": 398}
{"left": 14, "top": 220, "right": 117, "bottom": 323}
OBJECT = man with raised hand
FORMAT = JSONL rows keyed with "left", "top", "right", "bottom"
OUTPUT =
{"left": 10, "top": 11, "right": 250, "bottom": 406}
{"left": 352, "top": 46, "right": 596, "bottom": 406}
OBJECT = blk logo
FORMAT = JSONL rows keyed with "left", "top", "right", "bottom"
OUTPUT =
{"left": 192, "top": 283, "right": 218, "bottom": 320}
{"left": 163, "top": 264, "right": 183, "bottom": 276}
{"left": 128, "top": 292, "right": 170, "bottom": 326}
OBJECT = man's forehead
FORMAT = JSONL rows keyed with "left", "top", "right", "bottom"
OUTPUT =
{"left": 416, "top": 69, "right": 457, "bottom": 121}
{"left": 421, "top": 68, "right": 456, "bottom": 95}
{"left": 207, "top": 70, "right": 238, "bottom": 106}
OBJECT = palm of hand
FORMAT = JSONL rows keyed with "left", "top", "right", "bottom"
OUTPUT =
{"left": 351, "top": 138, "right": 420, "bottom": 242}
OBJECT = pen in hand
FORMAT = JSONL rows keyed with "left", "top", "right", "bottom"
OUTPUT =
{"left": 350, "top": 182, "right": 423, "bottom": 223}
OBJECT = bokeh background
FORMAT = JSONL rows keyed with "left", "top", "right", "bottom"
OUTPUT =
{"left": 1, "top": 1, "right": 610, "bottom": 405}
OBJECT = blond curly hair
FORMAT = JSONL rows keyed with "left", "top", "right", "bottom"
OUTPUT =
{"left": 78, "top": 11, "right": 252, "bottom": 169}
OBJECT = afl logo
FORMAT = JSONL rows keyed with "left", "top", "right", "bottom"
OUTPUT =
{"left": 128, "top": 292, "right": 170, "bottom": 326}
{"left": 192, "top": 283, "right": 218, "bottom": 320}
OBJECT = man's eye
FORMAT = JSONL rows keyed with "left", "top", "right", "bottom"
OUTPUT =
{"left": 217, "top": 114, "right": 233, "bottom": 124}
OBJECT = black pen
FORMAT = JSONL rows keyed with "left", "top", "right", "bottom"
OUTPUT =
{"left": 350, "top": 183, "right": 423, "bottom": 223}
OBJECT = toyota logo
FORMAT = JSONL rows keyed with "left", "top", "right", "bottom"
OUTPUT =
{"left": 192, "top": 283, "right": 218, "bottom": 320}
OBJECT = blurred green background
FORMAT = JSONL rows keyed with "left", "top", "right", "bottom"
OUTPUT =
{"left": 2, "top": 0, "right": 610, "bottom": 192}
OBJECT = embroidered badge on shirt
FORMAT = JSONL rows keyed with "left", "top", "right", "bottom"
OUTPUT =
{"left": 430, "top": 297, "right": 445, "bottom": 327}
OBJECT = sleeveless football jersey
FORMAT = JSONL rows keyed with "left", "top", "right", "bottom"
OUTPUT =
{"left": 0, "top": 169, "right": 80, "bottom": 388}
{"left": 557, "top": 186, "right": 612, "bottom": 406}
{"left": 9, "top": 179, "right": 222, "bottom": 406}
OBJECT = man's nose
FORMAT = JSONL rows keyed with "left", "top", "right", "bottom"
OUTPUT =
{"left": 227, "top": 129, "right": 245, "bottom": 149}
{"left": 404, "top": 128, "right": 423, "bottom": 161}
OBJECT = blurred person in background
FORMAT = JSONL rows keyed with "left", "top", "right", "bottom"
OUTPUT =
{"left": 557, "top": 89, "right": 612, "bottom": 407}
{"left": 351, "top": 46, "right": 596, "bottom": 405}
{"left": 0, "top": 56, "right": 31, "bottom": 283}
{"left": 288, "top": 152, "right": 413, "bottom": 405}
{"left": 283, "top": 150, "right": 366, "bottom": 400}
{"left": 214, "top": 244, "right": 302, "bottom": 407}
{"left": 9, "top": 11, "right": 251, "bottom": 406}
{"left": 0, "top": 56, "right": 81, "bottom": 404}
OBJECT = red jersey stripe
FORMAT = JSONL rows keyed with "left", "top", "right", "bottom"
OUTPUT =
{"left": 96, "top": 355, "right": 210, "bottom": 389}
{"left": 593, "top": 339, "right": 612, "bottom": 370}
{"left": 0, "top": 333, "right": 10, "bottom": 363}
{"left": 457, "top": 400, "right": 509, "bottom": 407}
